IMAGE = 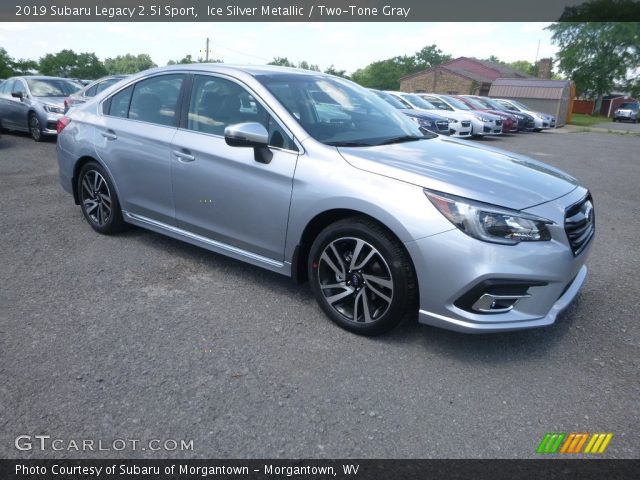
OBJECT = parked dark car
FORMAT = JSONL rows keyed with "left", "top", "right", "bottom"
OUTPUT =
{"left": 466, "top": 95, "right": 536, "bottom": 131}
{"left": 454, "top": 95, "right": 519, "bottom": 133}
{"left": 613, "top": 102, "right": 638, "bottom": 123}
{"left": 370, "top": 89, "right": 449, "bottom": 135}
{"left": 0, "top": 75, "right": 81, "bottom": 141}
{"left": 64, "top": 75, "right": 128, "bottom": 112}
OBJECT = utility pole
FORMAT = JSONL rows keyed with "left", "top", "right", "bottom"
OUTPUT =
{"left": 199, "top": 37, "right": 212, "bottom": 62}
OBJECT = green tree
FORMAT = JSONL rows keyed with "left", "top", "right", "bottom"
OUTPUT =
{"left": 268, "top": 57, "right": 295, "bottom": 67}
{"left": 104, "top": 54, "right": 156, "bottom": 74}
{"left": 506, "top": 60, "right": 537, "bottom": 76}
{"left": 0, "top": 47, "right": 14, "bottom": 78}
{"left": 546, "top": 22, "right": 640, "bottom": 108}
{"left": 12, "top": 58, "right": 39, "bottom": 75}
{"left": 414, "top": 45, "right": 452, "bottom": 70}
{"left": 38, "top": 49, "right": 106, "bottom": 79}
{"left": 351, "top": 58, "right": 411, "bottom": 90}
{"left": 324, "top": 65, "right": 349, "bottom": 78}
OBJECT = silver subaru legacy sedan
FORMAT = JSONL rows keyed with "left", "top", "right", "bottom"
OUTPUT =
{"left": 56, "top": 65, "right": 594, "bottom": 336}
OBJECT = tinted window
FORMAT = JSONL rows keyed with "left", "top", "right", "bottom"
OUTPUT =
{"left": 128, "top": 74, "right": 184, "bottom": 126}
{"left": 107, "top": 85, "right": 133, "bottom": 118}
{"left": 423, "top": 96, "right": 453, "bottom": 111}
{"left": 187, "top": 75, "right": 296, "bottom": 150}
{"left": 85, "top": 84, "right": 98, "bottom": 97}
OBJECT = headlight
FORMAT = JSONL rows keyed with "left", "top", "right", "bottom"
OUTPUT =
{"left": 424, "top": 190, "right": 552, "bottom": 245}
{"left": 473, "top": 113, "right": 491, "bottom": 122}
{"left": 409, "top": 116, "right": 432, "bottom": 128}
{"left": 43, "top": 104, "right": 64, "bottom": 114}
{"left": 447, "top": 118, "right": 458, "bottom": 124}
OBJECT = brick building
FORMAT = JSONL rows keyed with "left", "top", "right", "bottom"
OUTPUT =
{"left": 400, "top": 57, "right": 533, "bottom": 95}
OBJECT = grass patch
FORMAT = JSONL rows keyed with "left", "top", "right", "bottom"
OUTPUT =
{"left": 570, "top": 113, "right": 610, "bottom": 127}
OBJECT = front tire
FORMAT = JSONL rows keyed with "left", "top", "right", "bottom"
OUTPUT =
{"left": 29, "top": 112, "right": 43, "bottom": 142}
{"left": 308, "top": 217, "right": 417, "bottom": 336}
{"left": 77, "top": 161, "right": 127, "bottom": 234}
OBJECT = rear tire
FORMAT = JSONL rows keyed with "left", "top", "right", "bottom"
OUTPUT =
{"left": 77, "top": 161, "right": 128, "bottom": 234}
{"left": 308, "top": 217, "right": 417, "bottom": 336}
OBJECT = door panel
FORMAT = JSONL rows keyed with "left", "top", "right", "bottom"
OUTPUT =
{"left": 170, "top": 74, "right": 298, "bottom": 261}
{"left": 93, "top": 74, "right": 185, "bottom": 225}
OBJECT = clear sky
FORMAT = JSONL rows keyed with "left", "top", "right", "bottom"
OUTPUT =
{"left": 0, "top": 22, "right": 557, "bottom": 74}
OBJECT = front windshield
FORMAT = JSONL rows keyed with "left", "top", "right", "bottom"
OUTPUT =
{"left": 482, "top": 97, "right": 507, "bottom": 110}
{"left": 26, "top": 78, "right": 81, "bottom": 97}
{"left": 509, "top": 100, "right": 531, "bottom": 110}
{"left": 440, "top": 95, "right": 472, "bottom": 110}
{"left": 462, "top": 97, "right": 487, "bottom": 109}
{"left": 402, "top": 94, "right": 437, "bottom": 110}
{"left": 258, "top": 74, "right": 424, "bottom": 146}
{"left": 371, "top": 90, "right": 405, "bottom": 110}
{"left": 421, "top": 96, "right": 453, "bottom": 111}
{"left": 619, "top": 102, "right": 637, "bottom": 109}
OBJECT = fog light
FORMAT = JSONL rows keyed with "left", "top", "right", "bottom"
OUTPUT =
{"left": 471, "top": 293, "right": 530, "bottom": 313}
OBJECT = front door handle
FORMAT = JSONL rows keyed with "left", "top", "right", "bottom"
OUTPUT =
{"left": 172, "top": 150, "right": 195, "bottom": 162}
{"left": 101, "top": 131, "right": 117, "bottom": 140}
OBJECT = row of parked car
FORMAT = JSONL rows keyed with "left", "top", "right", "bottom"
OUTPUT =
{"left": 0, "top": 75, "right": 126, "bottom": 141}
{"left": 372, "top": 90, "right": 556, "bottom": 138}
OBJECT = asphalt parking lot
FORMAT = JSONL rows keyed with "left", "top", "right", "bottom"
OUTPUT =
{"left": 1, "top": 128, "right": 638, "bottom": 459}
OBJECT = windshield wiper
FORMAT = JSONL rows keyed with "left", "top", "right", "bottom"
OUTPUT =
{"left": 376, "top": 135, "right": 425, "bottom": 146}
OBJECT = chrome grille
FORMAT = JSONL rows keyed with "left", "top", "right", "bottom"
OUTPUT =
{"left": 564, "top": 195, "right": 595, "bottom": 256}
{"left": 436, "top": 120, "right": 449, "bottom": 131}
{"left": 461, "top": 120, "right": 471, "bottom": 127}
{"left": 495, "top": 119, "right": 502, "bottom": 126}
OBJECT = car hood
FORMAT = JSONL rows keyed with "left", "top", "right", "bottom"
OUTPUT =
{"left": 401, "top": 109, "right": 447, "bottom": 122}
{"left": 337, "top": 136, "right": 578, "bottom": 210}
{"left": 420, "top": 109, "right": 473, "bottom": 123}
{"left": 35, "top": 96, "right": 66, "bottom": 108}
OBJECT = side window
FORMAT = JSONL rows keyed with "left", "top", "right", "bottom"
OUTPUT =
{"left": 1, "top": 80, "right": 15, "bottom": 94}
{"left": 107, "top": 86, "right": 133, "bottom": 118}
{"left": 85, "top": 84, "right": 98, "bottom": 97}
{"left": 187, "top": 74, "right": 296, "bottom": 150}
{"left": 128, "top": 74, "right": 184, "bottom": 126}
{"left": 13, "top": 80, "right": 26, "bottom": 96}
{"left": 95, "top": 78, "right": 118, "bottom": 95}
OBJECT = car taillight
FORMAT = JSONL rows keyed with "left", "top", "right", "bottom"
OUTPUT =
{"left": 57, "top": 116, "right": 71, "bottom": 134}
{"left": 64, "top": 98, "right": 69, "bottom": 107}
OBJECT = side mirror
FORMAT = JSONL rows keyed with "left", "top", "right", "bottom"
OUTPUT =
{"left": 11, "top": 91, "right": 24, "bottom": 100}
{"left": 224, "top": 122, "right": 272, "bottom": 164}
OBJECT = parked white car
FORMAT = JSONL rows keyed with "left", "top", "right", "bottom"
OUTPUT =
{"left": 385, "top": 91, "right": 472, "bottom": 138}
{"left": 419, "top": 94, "right": 503, "bottom": 137}
{"left": 493, "top": 99, "right": 556, "bottom": 131}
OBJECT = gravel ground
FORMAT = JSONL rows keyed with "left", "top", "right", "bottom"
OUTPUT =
{"left": 1, "top": 128, "right": 638, "bottom": 459}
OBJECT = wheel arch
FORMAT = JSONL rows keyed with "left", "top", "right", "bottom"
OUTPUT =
{"left": 71, "top": 155, "right": 109, "bottom": 205}
{"left": 291, "top": 208, "right": 416, "bottom": 289}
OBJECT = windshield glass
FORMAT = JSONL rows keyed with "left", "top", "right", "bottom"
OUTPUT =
{"left": 619, "top": 102, "right": 638, "bottom": 110}
{"left": 421, "top": 96, "right": 453, "bottom": 111}
{"left": 26, "top": 78, "right": 81, "bottom": 97}
{"left": 461, "top": 97, "right": 486, "bottom": 109}
{"left": 440, "top": 95, "right": 472, "bottom": 110}
{"left": 258, "top": 74, "right": 424, "bottom": 146}
{"left": 371, "top": 90, "right": 405, "bottom": 110}
{"left": 509, "top": 99, "right": 531, "bottom": 110}
{"left": 482, "top": 97, "right": 507, "bottom": 110}
{"left": 402, "top": 94, "right": 437, "bottom": 110}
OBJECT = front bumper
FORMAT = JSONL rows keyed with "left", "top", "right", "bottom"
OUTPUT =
{"left": 43, "top": 111, "right": 64, "bottom": 135}
{"left": 405, "top": 188, "right": 593, "bottom": 333}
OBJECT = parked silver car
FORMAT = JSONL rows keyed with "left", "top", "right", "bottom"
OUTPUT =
{"left": 64, "top": 75, "right": 128, "bottom": 113}
{"left": 56, "top": 65, "right": 594, "bottom": 335}
{"left": 0, "top": 76, "right": 81, "bottom": 141}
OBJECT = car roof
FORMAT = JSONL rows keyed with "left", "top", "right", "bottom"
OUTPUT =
{"left": 144, "top": 63, "right": 331, "bottom": 79}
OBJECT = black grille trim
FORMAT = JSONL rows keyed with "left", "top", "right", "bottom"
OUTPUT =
{"left": 461, "top": 120, "right": 471, "bottom": 127}
{"left": 564, "top": 194, "right": 595, "bottom": 256}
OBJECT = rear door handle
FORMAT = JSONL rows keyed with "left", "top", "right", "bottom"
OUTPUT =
{"left": 172, "top": 150, "right": 195, "bottom": 163}
{"left": 101, "top": 131, "right": 117, "bottom": 140}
